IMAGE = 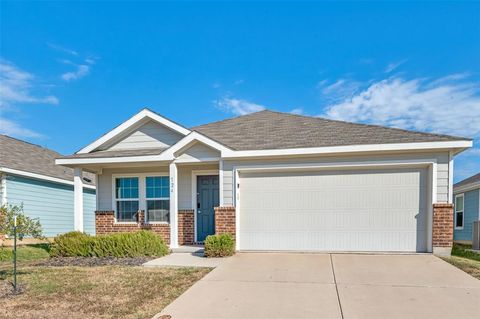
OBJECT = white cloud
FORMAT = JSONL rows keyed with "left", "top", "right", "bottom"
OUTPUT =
{"left": 290, "top": 108, "right": 305, "bottom": 115}
{"left": 61, "top": 59, "right": 94, "bottom": 81}
{"left": 0, "top": 60, "right": 59, "bottom": 109}
{"left": 323, "top": 76, "right": 480, "bottom": 137}
{"left": 234, "top": 79, "right": 244, "bottom": 85}
{"left": 47, "top": 42, "right": 79, "bottom": 56}
{"left": 385, "top": 59, "right": 407, "bottom": 73}
{"left": 317, "top": 79, "right": 361, "bottom": 103}
{"left": 215, "top": 97, "right": 266, "bottom": 115}
{"left": 0, "top": 118, "right": 44, "bottom": 138}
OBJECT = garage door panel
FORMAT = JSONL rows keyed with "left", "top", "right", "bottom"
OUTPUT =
{"left": 239, "top": 168, "right": 428, "bottom": 252}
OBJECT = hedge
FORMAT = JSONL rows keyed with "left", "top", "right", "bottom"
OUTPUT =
{"left": 204, "top": 233, "right": 235, "bottom": 258}
{"left": 50, "top": 230, "right": 169, "bottom": 258}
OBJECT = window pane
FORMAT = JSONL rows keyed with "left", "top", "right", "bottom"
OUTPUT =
{"left": 116, "top": 177, "right": 139, "bottom": 199}
{"left": 146, "top": 176, "right": 169, "bottom": 199}
{"left": 116, "top": 201, "right": 139, "bottom": 222}
{"left": 147, "top": 200, "right": 170, "bottom": 222}
{"left": 456, "top": 212, "right": 463, "bottom": 228}
{"left": 455, "top": 196, "right": 464, "bottom": 211}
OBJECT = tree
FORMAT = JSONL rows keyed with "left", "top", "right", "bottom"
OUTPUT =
{"left": 0, "top": 204, "right": 43, "bottom": 241}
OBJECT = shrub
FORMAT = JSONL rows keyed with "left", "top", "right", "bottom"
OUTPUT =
{"left": 0, "top": 204, "right": 43, "bottom": 240}
{"left": 204, "top": 233, "right": 235, "bottom": 258}
{"left": 50, "top": 230, "right": 169, "bottom": 258}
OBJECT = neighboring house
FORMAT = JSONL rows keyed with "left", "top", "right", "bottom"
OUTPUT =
{"left": 0, "top": 135, "right": 96, "bottom": 237}
{"left": 453, "top": 173, "right": 480, "bottom": 244}
{"left": 56, "top": 109, "right": 472, "bottom": 255}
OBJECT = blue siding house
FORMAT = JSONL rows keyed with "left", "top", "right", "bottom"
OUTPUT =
{"left": 453, "top": 173, "right": 480, "bottom": 244}
{"left": 1, "top": 135, "right": 96, "bottom": 237}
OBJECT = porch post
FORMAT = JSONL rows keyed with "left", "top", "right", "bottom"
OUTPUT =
{"left": 169, "top": 163, "right": 179, "bottom": 248}
{"left": 73, "top": 167, "right": 84, "bottom": 232}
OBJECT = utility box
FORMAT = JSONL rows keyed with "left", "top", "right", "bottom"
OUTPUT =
{"left": 473, "top": 221, "right": 480, "bottom": 250}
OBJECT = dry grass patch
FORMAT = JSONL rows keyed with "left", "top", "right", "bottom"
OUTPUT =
{"left": 442, "top": 256, "right": 480, "bottom": 280}
{"left": 0, "top": 265, "right": 211, "bottom": 319}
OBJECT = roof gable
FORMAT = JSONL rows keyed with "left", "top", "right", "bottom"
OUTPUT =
{"left": 77, "top": 108, "right": 190, "bottom": 154}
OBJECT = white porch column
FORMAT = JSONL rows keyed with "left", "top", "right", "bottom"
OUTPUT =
{"left": 169, "top": 163, "right": 179, "bottom": 248}
{"left": 73, "top": 167, "right": 84, "bottom": 232}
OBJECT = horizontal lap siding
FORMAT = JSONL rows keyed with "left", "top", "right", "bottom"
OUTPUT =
{"left": 454, "top": 189, "right": 480, "bottom": 242}
{"left": 5, "top": 175, "right": 96, "bottom": 237}
{"left": 222, "top": 151, "right": 450, "bottom": 206}
{"left": 83, "top": 189, "right": 96, "bottom": 235}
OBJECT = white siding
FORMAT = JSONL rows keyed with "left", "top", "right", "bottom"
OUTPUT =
{"left": 176, "top": 142, "right": 220, "bottom": 162}
{"left": 222, "top": 151, "right": 450, "bottom": 206}
{"left": 101, "top": 120, "right": 184, "bottom": 151}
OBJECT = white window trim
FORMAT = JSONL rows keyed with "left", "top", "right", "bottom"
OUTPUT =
{"left": 112, "top": 172, "right": 169, "bottom": 224}
{"left": 145, "top": 175, "right": 170, "bottom": 224}
{"left": 454, "top": 193, "right": 465, "bottom": 230}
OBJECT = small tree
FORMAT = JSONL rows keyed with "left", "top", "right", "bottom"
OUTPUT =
{"left": 0, "top": 204, "right": 43, "bottom": 241}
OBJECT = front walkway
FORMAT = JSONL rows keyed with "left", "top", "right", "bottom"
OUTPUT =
{"left": 155, "top": 253, "right": 480, "bottom": 319}
{"left": 143, "top": 246, "right": 228, "bottom": 268}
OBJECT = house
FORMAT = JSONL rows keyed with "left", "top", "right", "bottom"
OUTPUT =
{"left": 56, "top": 108, "right": 472, "bottom": 255}
{"left": 0, "top": 135, "right": 96, "bottom": 237}
{"left": 453, "top": 173, "right": 480, "bottom": 244}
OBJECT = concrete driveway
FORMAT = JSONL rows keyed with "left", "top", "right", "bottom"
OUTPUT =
{"left": 158, "top": 253, "right": 480, "bottom": 319}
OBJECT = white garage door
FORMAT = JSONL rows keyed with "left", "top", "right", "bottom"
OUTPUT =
{"left": 239, "top": 168, "right": 429, "bottom": 252}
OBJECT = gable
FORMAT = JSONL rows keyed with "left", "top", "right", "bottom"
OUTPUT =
{"left": 175, "top": 142, "right": 221, "bottom": 161}
{"left": 99, "top": 120, "right": 184, "bottom": 151}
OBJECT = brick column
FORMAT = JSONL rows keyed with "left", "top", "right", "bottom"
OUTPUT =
{"left": 214, "top": 206, "right": 236, "bottom": 237}
{"left": 95, "top": 211, "right": 115, "bottom": 235}
{"left": 178, "top": 210, "right": 194, "bottom": 245}
{"left": 432, "top": 203, "right": 454, "bottom": 256}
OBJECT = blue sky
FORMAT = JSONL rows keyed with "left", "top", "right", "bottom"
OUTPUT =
{"left": 1, "top": 1, "right": 479, "bottom": 182}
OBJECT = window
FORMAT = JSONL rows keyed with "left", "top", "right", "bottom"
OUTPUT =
{"left": 146, "top": 176, "right": 170, "bottom": 223}
{"left": 115, "top": 177, "right": 139, "bottom": 222}
{"left": 455, "top": 194, "right": 464, "bottom": 229}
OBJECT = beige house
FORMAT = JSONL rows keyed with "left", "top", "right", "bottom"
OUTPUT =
{"left": 56, "top": 108, "right": 472, "bottom": 255}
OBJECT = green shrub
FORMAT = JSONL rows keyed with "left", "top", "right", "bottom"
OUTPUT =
{"left": 50, "top": 230, "right": 169, "bottom": 258}
{"left": 452, "top": 243, "right": 480, "bottom": 262}
{"left": 204, "top": 233, "right": 235, "bottom": 258}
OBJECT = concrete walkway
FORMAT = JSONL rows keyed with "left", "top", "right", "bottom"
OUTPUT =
{"left": 155, "top": 253, "right": 480, "bottom": 319}
{"left": 143, "top": 252, "right": 227, "bottom": 268}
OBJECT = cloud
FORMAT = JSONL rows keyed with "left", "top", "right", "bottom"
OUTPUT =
{"left": 317, "top": 79, "right": 361, "bottom": 103}
{"left": 290, "top": 108, "right": 305, "bottom": 115}
{"left": 61, "top": 59, "right": 94, "bottom": 81}
{"left": 234, "top": 79, "right": 244, "bottom": 85}
{"left": 0, "top": 60, "right": 59, "bottom": 108}
{"left": 215, "top": 97, "right": 266, "bottom": 115}
{"left": 323, "top": 75, "right": 480, "bottom": 137}
{"left": 0, "top": 118, "right": 44, "bottom": 138}
{"left": 47, "top": 42, "right": 78, "bottom": 56}
{"left": 385, "top": 59, "right": 407, "bottom": 73}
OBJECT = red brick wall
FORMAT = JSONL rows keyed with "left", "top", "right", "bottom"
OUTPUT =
{"left": 432, "top": 203, "right": 454, "bottom": 248}
{"left": 214, "top": 206, "right": 236, "bottom": 237}
{"left": 178, "top": 210, "right": 194, "bottom": 245}
{"left": 95, "top": 210, "right": 170, "bottom": 245}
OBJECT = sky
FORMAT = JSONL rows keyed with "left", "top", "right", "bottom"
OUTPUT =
{"left": 1, "top": 1, "right": 479, "bottom": 182}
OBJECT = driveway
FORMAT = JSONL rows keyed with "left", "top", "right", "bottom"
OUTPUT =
{"left": 157, "top": 253, "right": 480, "bottom": 319}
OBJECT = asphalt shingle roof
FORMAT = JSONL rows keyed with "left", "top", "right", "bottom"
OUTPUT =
{"left": 61, "top": 148, "right": 166, "bottom": 159}
{"left": 193, "top": 110, "right": 468, "bottom": 151}
{"left": 454, "top": 173, "right": 480, "bottom": 189}
{"left": 0, "top": 135, "right": 95, "bottom": 185}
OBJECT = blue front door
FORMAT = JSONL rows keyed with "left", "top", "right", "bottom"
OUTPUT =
{"left": 196, "top": 175, "right": 219, "bottom": 242}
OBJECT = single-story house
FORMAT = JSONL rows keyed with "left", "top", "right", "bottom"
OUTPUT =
{"left": 453, "top": 173, "right": 480, "bottom": 244}
{"left": 56, "top": 108, "right": 472, "bottom": 255}
{"left": 0, "top": 135, "right": 96, "bottom": 237}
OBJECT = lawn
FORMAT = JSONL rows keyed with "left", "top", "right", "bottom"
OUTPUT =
{"left": 0, "top": 265, "right": 211, "bottom": 319}
{"left": 442, "top": 243, "right": 480, "bottom": 280}
{"left": 0, "top": 244, "right": 50, "bottom": 263}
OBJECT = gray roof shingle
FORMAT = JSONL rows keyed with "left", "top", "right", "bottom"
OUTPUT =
{"left": 0, "top": 135, "right": 95, "bottom": 185}
{"left": 454, "top": 173, "right": 480, "bottom": 189}
{"left": 193, "top": 110, "right": 469, "bottom": 151}
{"left": 61, "top": 148, "right": 166, "bottom": 159}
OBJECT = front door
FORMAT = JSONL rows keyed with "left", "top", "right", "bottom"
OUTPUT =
{"left": 196, "top": 175, "right": 219, "bottom": 242}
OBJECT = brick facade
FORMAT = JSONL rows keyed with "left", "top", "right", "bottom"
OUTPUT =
{"left": 95, "top": 210, "right": 170, "bottom": 245}
{"left": 178, "top": 210, "right": 194, "bottom": 245}
{"left": 432, "top": 203, "right": 454, "bottom": 248}
{"left": 214, "top": 206, "right": 236, "bottom": 237}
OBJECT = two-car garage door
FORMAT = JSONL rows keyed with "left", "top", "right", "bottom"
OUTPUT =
{"left": 238, "top": 168, "right": 429, "bottom": 252}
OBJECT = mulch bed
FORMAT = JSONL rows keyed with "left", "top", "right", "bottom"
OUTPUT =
{"left": 33, "top": 256, "right": 157, "bottom": 267}
{"left": 0, "top": 281, "right": 25, "bottom": 298}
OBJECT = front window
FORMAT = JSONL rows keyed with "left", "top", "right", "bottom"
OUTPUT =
{"left": 115, "top": 177, "right": 139, "bottom": 222}
{"left": 146, "top": 176, "right": 170, "bottom": 223}
{"left": 455, "top": 194, "right": 464, "bottom": 229}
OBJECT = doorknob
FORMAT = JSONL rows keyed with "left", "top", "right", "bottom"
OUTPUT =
{"left": 198, "top": 210, "right": 202, "bottom": 214}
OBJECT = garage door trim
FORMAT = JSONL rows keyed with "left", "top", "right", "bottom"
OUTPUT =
{"left": 233, "top": 159, "right": 437, "bottom": 252}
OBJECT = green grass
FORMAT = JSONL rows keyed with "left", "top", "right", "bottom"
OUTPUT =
{"left": 442, "top": 256, "right": 480, "bottom": 280}
{"left": 0, "top": 244, "right": 50, "bottom": 263}
{"left": 452, "top": 243, "right": 480, "bottom": 262}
